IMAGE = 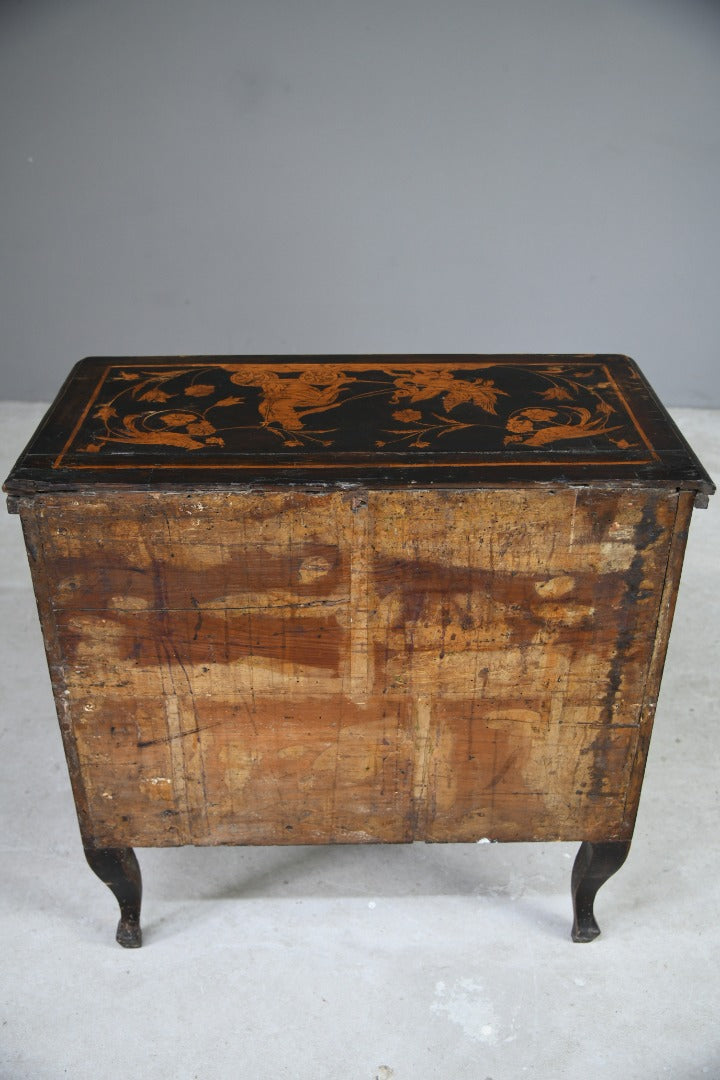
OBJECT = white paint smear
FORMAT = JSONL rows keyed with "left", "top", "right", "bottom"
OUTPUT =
{"left": 431, "top": 978, "right": 499, "bottom": 1044}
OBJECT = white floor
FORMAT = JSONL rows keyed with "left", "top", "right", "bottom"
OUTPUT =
{"left": 1, "top": 403, "right": 718, "bottom": 1080}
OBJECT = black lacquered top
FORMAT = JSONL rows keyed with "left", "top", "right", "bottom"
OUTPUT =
{"left": 4, "top": 355, "right": 715, "bottom": 496}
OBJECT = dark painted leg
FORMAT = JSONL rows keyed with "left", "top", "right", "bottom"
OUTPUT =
{"left": 571, "top": 840, "right": 630, "bottom": 943}
{"left": 84, "top": 846, "right": 143, "bottom": 948}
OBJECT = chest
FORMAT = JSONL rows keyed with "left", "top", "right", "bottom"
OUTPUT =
{"left": 6, "top": 354, "right": 713, "bottom": 945}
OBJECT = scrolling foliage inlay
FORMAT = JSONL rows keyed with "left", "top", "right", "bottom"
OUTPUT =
{"left": 57, "top": 361, "right": 652, "bottom": 467}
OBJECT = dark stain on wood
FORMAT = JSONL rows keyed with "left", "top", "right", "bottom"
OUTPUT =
{"left": 57, "top": 607, "right": 346, "bottom": 672}
{"left": 49, "top": 542, "right": 347, "bottom": 609}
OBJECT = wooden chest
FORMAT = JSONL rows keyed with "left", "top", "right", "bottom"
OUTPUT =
{"left": 5, "top": 355, "right": 713, "bottom": 947}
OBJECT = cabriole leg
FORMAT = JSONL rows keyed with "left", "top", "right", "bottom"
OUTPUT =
{"left": 84, "top": 846, "right": 143, "bottom": 948}
{"left": 571, "top": 840, "right": 630, "bottom": 943}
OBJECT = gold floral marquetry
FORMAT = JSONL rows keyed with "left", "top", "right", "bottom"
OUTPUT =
{"left": 54, "top": 360, "right": 657, "bottom": 469}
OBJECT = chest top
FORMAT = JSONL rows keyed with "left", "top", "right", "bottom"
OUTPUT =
{"left": 4, "top": 354, "right": 714, "bottom": 496}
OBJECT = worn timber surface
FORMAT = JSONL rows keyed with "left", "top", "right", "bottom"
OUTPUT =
{"left": 20, "top": 486, "right": 690, "bottom": 848}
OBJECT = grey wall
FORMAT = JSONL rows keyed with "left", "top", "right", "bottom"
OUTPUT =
{"left": 1, "top": 0, "right": 719, "bottom": 405}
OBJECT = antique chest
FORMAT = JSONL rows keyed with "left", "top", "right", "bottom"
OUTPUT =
{"left": 4, "top": 354, "right": 714, "bottom": 947}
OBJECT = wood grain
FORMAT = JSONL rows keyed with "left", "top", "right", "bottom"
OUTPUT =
{"left": 19, "top": 484, "right": 684, "bottom": 848}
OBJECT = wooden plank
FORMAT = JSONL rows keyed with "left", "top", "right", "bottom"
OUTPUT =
{"left": 366, "top": 488, "right": 676, "bottom": 842}
{"left": 620, "top": 489, "right": 696, "bottom": 832}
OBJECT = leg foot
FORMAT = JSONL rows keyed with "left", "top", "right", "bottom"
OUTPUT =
{"left": 571, "top": 840, "right": 630, "bottom": 943}
{"left": 84, "top": 846, "right": 143, "bottom": 948}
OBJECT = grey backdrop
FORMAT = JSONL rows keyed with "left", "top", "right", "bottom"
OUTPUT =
{"left": 1, "top": 0, "right": 719, "bottom": 405}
